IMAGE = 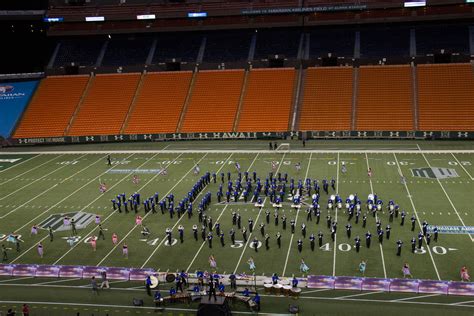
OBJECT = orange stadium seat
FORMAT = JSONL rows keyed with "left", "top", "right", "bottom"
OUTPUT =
{"left": 356, "top": 65, "right": 414, "bottom": 131}
{"left": 237, "top": 68, "right": 295, "bottom": 132}
{"left": 124, "top": 71, "right": 192, "bottom": 134}
{"left": 68, "top": 73, "right": 140, "bottom": 136}
{"left": 417, "top": 63, "right": 474, "bottom": 131}
{"left": 181, "top": 69, "right": 245, "bottom": 133}
{"left": 299, "top": 67, "right": 352, "bottom": 131}
{"left": 13, "top": 75, "right": 89, "bottom": 138}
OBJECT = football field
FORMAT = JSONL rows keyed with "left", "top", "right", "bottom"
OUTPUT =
{"left": 1, "top": 140, "right": 474, "bottom": 315}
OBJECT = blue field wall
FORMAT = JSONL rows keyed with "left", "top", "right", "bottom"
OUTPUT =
{"left": 0, "top": 80, "right": 39, "bottom": 138}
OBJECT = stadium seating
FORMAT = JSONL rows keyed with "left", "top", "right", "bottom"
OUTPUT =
{"left": 356, "top": 65, "right": 414, "bottom": 130}
{"left": 417, "top": 63, "right": 474, "bottom": 131}
{"left": 360, "top": 27, "right": 410, "bottom": 58}
{"left": 237, "top": 68, "right": 295, "bottom": 132}
{"left": 54, "top": 39, "right": 104, "bottom": 67}
{"left": 299, "top": 67, "right": 353, "bottom": 131}
{"left": 153, "top": 32, "right": 202, "bottom": 63}
{"left": 68, "top": 73, "right": 140, "bottom": 136}
{"left": 102, "top": 37, "right": 151, "bottom": 67}
{"left": 13, "top": 75, "right": 90, "bottom": 138}
{"left": 310, "top": 27, "right": 355, "bottom": 58}
{"left": 181, "top": 69, "right": 245, "bottom": 133}
{"left": 124, "top": 71, "right": 192, "bottom": 134}
{"left": 254, "top": 28, "right": 301, "bottom": 60}
{"left": 416, "top": 25, "right": 469, "bottom": 55}
{"left": 203, "top": 30, "right": 252, "bottom": 62}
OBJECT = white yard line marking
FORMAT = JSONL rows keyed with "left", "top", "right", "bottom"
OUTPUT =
{"left": 0, "top": 154, "right": 88, "bottom": 202}
{"left": 4, "top": 149, "right": 474, "bottom": 154}
{"left": 5, "top": 153, "right": 110, "bottom": 225}
{"left": 450, "top": 300, "right": 474, "bottom": 306}
{"left": 418, "top": 152, "right": 474, "bottom": 242}
{"left": 185, "top": 153, "right": 259, "bottom": 272}
{"left": 0, "top": 154, "right": 42, "bottom": 174}
{"left": 53, "top": 153, "right": 172, "bottom": 264}
{"left": 34, "top": 278, "right": 82, "bottom": 285}
{"left": 393, "top": 153, "right": 441, "bottom": 280}
{"left": 451, "top": 153, "right": 474, "bottom": 180}
{"left": 336, "top": 291, "right": 383, "bottom": 299}
{"left": 365, "top": 153, "right": 387, "bottom": 279}
{"left": 332, "top": 152, "right": 339, "bottom": 277}
{"left": 139, "top": 153, "right": 232, "bottom": 269}
{"left": 0, "top": 287, "right": 472, "bottom": 310}
{"left": 282, "top": 152, "right": 312, "bottom": 277}
{"left": 300, "top": 288, "right": 332, "bottom": 294}
{"left": 391, "top": 293, "right": 440, "bottom": 302}
{"left": 98, "top": 153, "right": 207, "bottom": 267}
{"left": 233, "top": 153, "right": 287, "bottom": 274}
{"left": 0, "top": 154, "right": 64, "bottom": 186}
{"left": 185, "top": 204, "right": 230, "bottom": 272}
{"left": 0, "top": 276, "right": 34, "bottom": 283}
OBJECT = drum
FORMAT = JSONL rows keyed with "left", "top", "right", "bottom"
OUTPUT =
{"left": 264, "top": 284, "right": 272, "bottom": 293}
{"left": 279, "top": 279, "right": 290, "bottom": 286}
{"left": 165, "top": 273, "right": 176, "bottom": 283}
{"left": 377, "top": 204, "right": 382, "bottom": 211}
{"left": 290, "top": 287, "right": 301, "bottom": 299}
{"left": 349, "top": 194, "right": 355, "bottom": 201}
{"left": 273, "top": 284, "right": 283, "bottom": 295}
{"left": 282, "top": 285, "right": 292, "bottom": 296}
{"left": 389, "top": 204, "right": 394, "bottom": 211}
{"left": 149, "top": 275, "right": 159, "bottom": 289}
{"left": 327, "top": 203, "right": 333, "bottom": 209}
{"left": 337, "top": 202, "right": 342, "bottom": 209}
{"left": 263, "top": 278, "right": 272, "bottom": 285}
{"left": 330, "top": 195, "right": 335, "bottom": 201}
{"left": 345, "top": 203, "right": 350, "bottom": 209}
{"left": 368, "top": 194, "right": 374, "bottom": 201}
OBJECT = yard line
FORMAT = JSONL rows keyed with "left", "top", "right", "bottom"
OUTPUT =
{"left": 233, "top": 153, "right": 287, "bottom": 274}
{"left": 333, "top": 152, "right": 339, "bottom": 277}
{"left": 9, "top": 152, "right": 138, "bottom": 263}
{"left": 450, "top": 153, "right": 474, "bottom": 180}
{"left": 0, "top": 276, "right": 34, "bottom": 283}
{"left": 282, "top": 152, "right": 312, "bottom": 276}
{"left": 0, "top": 153, "right": 89, "bottom": 202}
{"left": 57, "top": 152, "right": 184, "bottom": 266}
{"left": 140, "top": 152, "right": 234, "bottom": 269}
{"left": 185, "top": 204, "right": 230, "bottom": 272}
{"left": 391, "top": 293, "right": 440, "bottom": 301}
{"left": 0, "top": 154, "right": 42, "bottom": 174}
{"left": 336, "top": 291, "right": 383, "bottom": 299}
{"left": 99, "top": 153, "right": 209, "bottom": 267}
{"left": 185, "top": 153, "right": 260, "bottom": 272}
{"left": 364, "top": 153, "right": 387, "bottom": 279}
{"left": 35, "top": 278, "right": 82, "bottom": 285}
{"left": 450, "top": 300, "right": 474, "bottom": 306}
{"left": 300, "top": 288, "right": 332, "bottom": 294}
{"left": 0, "top": 154, "right": 65, "bottom": 186}
{"left": 6, "top": 153, "right": 111, "bottom": 227}
{"left": 393, "top": 153, "right": 441, "bottom": 280}
{"left": 418, "top": 152, "right": 474, "bottom": 242}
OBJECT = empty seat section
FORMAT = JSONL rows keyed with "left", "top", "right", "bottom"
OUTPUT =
{"left": 417, "top": 64, "right": 474, "bottom": 131}
{"left": 181, "top": 70, "right": 244, "bottom": 133}
{"left": 125, "top": 71, "right": 192, "bottom": 134}
{"left": 237, "top": 68, "right": 295, "bottom": 132}
{"left": 13, "top": 76, "right": 89, "bottom": 138}
{"left": 356, "top": 66, "right": 413, "bottom": 131}
{"left": 299, "top": 67, "right": 352, "bottom": 131}
{"left": 68, "top": 73, "right": 140, "bottom": 136}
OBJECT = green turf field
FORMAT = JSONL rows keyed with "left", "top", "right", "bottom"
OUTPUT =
{"left": 1, "top": 140, "right": 474, "bottom": 315}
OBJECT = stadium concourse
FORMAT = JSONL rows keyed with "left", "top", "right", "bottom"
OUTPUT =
{"left": 1, "top": 140, "right": 474, "bottom": 315}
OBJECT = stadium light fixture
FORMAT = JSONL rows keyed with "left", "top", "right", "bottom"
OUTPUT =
{"left": 85, "top": 16, "right": 105, "bottom": 22}
{"left": 137, "top": 14, "right": 156, "bottom": 20}
{"left": 187, "top": 12, "right": 207, "bottom": 18}
{"left": 403, "top": 1, "right": 426, "bottom": 7}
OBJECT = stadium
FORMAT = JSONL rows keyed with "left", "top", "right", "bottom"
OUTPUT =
{"left": 0, "top": 0, "right": 474, "bottom": 314}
